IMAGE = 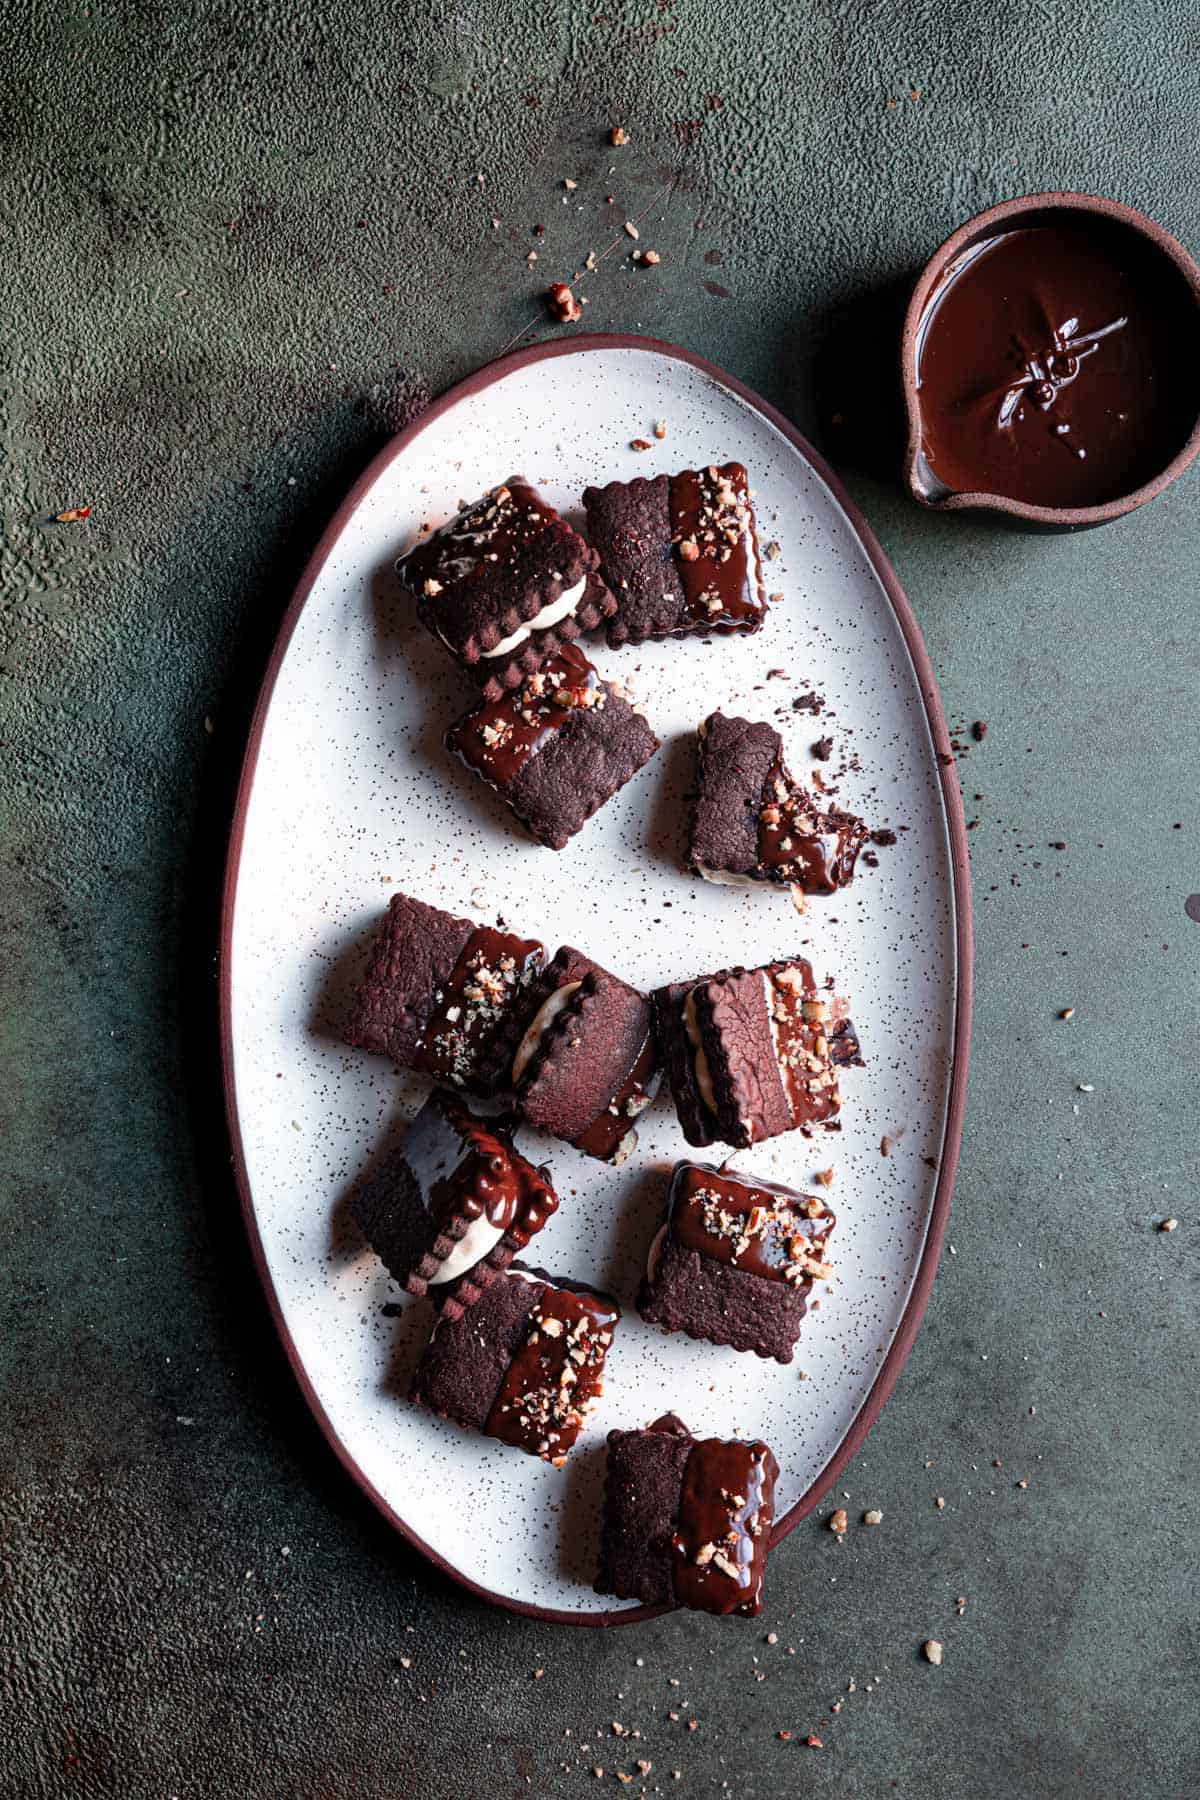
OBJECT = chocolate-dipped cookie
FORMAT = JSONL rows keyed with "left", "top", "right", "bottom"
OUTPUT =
{"left": 410, "top": 1267, "right": 619, "bottom": 1465}
{"left": 343, "top": 892, "right": 543, "bottom": 1094}
{"left": 596, "top": 1414, "right": 779, "bottom": 1616}
{"left": 398, "top": 480, "right": 616, "bottom": 698}
{"left": 445, "top": 644, "right": 659, "bottom": 850}
{"left": 582, "top": 463, "right": 766, "bottom": 647}
{"left": 508, "top": 947, "right": 661, "bottom": 1163}
{"left": 689, "top": 710, "right": 868, "bottom": 894}
{"left": 653, "top": 958, "right": 860, "bottom": 1148}
{"left": 350, "top": 1090, "right": 558, "bottom": 1319}
{"left": 638, "top": 1161, "right": 835, "bottom": 1362}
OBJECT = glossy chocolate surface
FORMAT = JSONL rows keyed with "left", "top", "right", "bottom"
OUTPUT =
{"left": 404, "top": 1091, "right": 556, "bottom": 1243}
{"left": 399, "top": 480, "right": 553, "bottom": 593}
{"left": 445, "top": 644, "right": 602, "bottom": 786}
{"left": 484, "top": 1282, "right": 619, "bottom": 1463}
{"left": 412, "top": 926, "right": 543, "bottom": 1086}
{"left": 915, "top": 223, "right": 1200, "bottom": 508}
{"left": 572, "top": 1028, "right": 661, "bottom": 1162}
{"left": 763, "top": 962, "right": 846, "bottom": 1130}
{"left": 756, "top": 752, "right": 867, "bottom": 893}
{"left": 667, "top": 1161, "right": 835, "bottom": 1285}
{"left": 668, "top": 464, "right": 762, "bottom": 630}
{"left": 671, "top": 1437, "right": 779, "bottom": 1615}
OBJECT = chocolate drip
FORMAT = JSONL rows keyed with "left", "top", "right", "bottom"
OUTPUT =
{"left": 399, "top": 481, "right": 550, "bottom": 591}
{"left": 571, "top": 1030, "right": 662, "bottom": 1162}
{"left": 446, "top": 645, "right": 603, "bottom": 786}
{"left": 668, "top": 464, "right": 761, "bottom": 630}
{"left": 762, "top": 963, "right": 844, "bottom": 1129}
{"left": 403, "top": 1092, "right": 556, "bottom": 1246}
{"left": 757, "top": 754, "right": 867, "bottom": 893}
{"left": 485, "top": 1284, "right": 619, "bottom": 1464}
{"left": 668, "top": 1162, "right": 834, "bottom": 1285}
{"left": 413, "top": 927, "right": 543, "bottom": 1086}
{"left": 671, "top": 1438, "right": 779, "bottom": 1616}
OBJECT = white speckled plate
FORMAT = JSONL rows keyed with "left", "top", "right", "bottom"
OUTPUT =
{"left": 221, "top": 335, "right": 972, "bottom": 1623}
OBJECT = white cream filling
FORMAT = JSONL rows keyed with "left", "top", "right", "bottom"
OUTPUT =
{"left": 511, "top": 981, "right": 582, "bottom": 1084}
{"left": 683, "top": 990, "right": 717, "bottom": 1115}
{"left": 697, "top": 865, "right": 764, "bottom": 889}
{"left": 645, "top": 1222, "right": 668, "bottom": 1282}
{"left": 427, "top": 1213, "right": 507, "bottom": 1286}
{"left": 483, "top": 574, "right": 587, "bottom": 658}
{"left": 748, "top": 517, "right": 764, "bottom": 606}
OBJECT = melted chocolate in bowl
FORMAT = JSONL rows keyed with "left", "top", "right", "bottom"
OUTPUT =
{"left": 914, "top": 222, "right": 1200, "bottom": 509}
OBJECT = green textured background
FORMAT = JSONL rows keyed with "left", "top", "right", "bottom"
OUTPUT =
{"left": 3, "top": 3, "right": 1199, "bottom": 1795}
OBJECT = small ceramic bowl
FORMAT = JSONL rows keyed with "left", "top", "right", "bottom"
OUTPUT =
{"left": 901, "top": 192, "right": 1200, "bottom": 529}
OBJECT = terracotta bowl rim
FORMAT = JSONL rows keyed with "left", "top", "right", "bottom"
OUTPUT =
{"left": 900, "top": 190, "right": 1200, "bottom": 526}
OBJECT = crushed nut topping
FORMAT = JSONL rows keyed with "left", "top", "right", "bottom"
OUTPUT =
{"left": 546, "top": 282, "right": 582, "bottom": 323}
{"left": 686, "top": 1183, "right": 833, "bottom": 1282}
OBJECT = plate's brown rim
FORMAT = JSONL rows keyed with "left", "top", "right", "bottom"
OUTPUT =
{"left": 900, "top": 190, "right": 1200, "bottom": 525}
{"left": 219, "top": 329, "right": 974, "bottom": 1629}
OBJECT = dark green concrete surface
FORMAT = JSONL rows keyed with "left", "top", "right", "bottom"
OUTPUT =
{"left": 3, "top": 3, "right": 1199, "bottom": 1795}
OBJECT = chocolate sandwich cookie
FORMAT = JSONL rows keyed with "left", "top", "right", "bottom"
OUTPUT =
{"left": 344, "top": 892, "right": 543, "bottom": 1094}
{"left": 596, "top": 1414, "right": 779, "bottom": 1616}
{"left": 410, "top": 1267, "right": 619, "bottom": 1465}
{"left": 689, "top": 710, "right": 868, "bottom": 894}
{"left": 507, "top": 947, "right": 661, "bottom": 1163}
{"left": 350, "top": 1089, "right": 558, "bottom": 1319}
{"left": 398, "top": 480, "right": 616, "bottom": 698}
{"left": 638, "top": 1161, "right": 835, "bottom": 1362}
{"left": 653, "top": 958, "right": 860, "bottom": 1148}
{"left": 445, "top": 644, "right": 659, "bottom": 850}
{"left": 582, "top": 463, "right": 766, "bottom": 647}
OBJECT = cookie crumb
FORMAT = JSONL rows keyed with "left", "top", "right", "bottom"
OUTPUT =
{"left": 923, "top": 1639, "right": 943, "bottom": 1666}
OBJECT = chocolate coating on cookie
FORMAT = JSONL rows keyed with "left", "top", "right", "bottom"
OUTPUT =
{"left": 689, "top": 710, "right": 867, "bottom": 894}
{"left": 638, "top": 1161, "right": 835, "bottom": 1362}
{"left": 411, "top": 1267, "right": 618, "bottom": 1463}
{"left": 343, "top": 892, "right": 543, "bottom": 1093}
{"left": 653, "top": 959, "right": 855, "bottom": 1148}
{"left": 446, "top": 644, "right": 659, "bottom": 850}
{"left": 583, "top": 464, "right": 765, "bottom": 646}
{"left": 399, "top": 480, "right": 615, "bottom": 698}
{"left": 595, "top": 1415, "right": 780, "bottom": 1615}
{"left": 514, "top": 950, "right": 661, "bottom": 1162}
{"left": 350, "top": 1089, "right": 557, "bottom": 1317}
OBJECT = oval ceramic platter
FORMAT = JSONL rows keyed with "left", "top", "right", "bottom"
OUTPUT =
{"left": 221, "top": 334, "right": 972, "bottom": 1624}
